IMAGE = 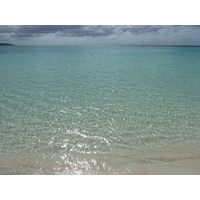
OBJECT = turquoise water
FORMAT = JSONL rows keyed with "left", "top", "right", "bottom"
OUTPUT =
{"left": 1, "top": 45, "right": 200, "bottom": 174}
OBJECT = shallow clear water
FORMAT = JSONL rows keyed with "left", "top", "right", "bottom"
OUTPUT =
{"left": 1, "top": 45, "right": 200, "bottom": 174}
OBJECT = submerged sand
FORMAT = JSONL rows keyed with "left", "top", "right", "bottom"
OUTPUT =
{"left": 1, "top": 142, "right": 200, "bottom": 175}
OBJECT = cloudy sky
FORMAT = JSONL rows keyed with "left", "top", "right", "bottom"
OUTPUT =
{"left": 1, "top": 25, "right": 200, "bottom": 46}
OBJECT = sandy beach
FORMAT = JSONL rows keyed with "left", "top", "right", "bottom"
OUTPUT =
{"left": 1, "top": 142, "right": 200, "bottom": 175}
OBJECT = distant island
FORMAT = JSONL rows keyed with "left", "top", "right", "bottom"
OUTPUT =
{"left": 0, "top": 43, "right": 15, "bottom": 46}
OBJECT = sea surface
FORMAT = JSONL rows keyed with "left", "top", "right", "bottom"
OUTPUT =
{"left": 1, "top": 45, "right": 200, "bottom": 174}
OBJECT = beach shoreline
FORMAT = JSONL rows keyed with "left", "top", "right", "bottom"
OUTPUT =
{"left": 1, "top": 142, "right": 200, "bottom": 175}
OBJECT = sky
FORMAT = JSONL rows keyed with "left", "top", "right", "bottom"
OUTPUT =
{"left": 1, "top": 25, "right": 200, "bottom": 46}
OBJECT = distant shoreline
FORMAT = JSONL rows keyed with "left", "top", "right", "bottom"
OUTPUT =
{"left": 0, "top": 43, "right": 15, "bottom": 46}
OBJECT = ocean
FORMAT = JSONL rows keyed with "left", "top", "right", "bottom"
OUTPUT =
{"left": 1, "top": 45, "right": 200, "bottom": 174}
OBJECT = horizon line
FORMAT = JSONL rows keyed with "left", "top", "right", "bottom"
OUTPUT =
{"left": 2, "top": 43, "right": 200, "bottom": 47}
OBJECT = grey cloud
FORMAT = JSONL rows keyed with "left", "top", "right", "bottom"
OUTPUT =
{"left": 0, "top": 25, "right": 170, "bottom": 39}
{"left": 0, "top": 25, "right": 115, "bottom": 39}
{"left": 1, "top": 25, "right": 200, "bottom": 45}
{"left": 119, "top": 25, "right": 164, "bottom": 34}
{"left": 0, "top": 25, "right": 86, "bottom": 39}
{"left": 0, "top": 25, "right": 17, "bottom": 33}
{"left": 58, "top": 25, "right": 116, "bottom": 37}
{"left": 17, "top": 25, "right": 84, "bottom": 34}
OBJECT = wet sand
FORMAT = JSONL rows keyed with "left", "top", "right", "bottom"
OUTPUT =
{"left": 1, "top": 142, "right": 200, "bottom": 175}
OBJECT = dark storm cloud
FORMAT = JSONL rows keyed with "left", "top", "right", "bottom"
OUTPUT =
{"left": 0, "top": 25, "right": 16, "bottom": 33}
{"left": 0, "top": 25, "right": 200, "bottom": 45}
{"left": 0, "top": 25, "right": 115, "bottom": 39}
{"left": 0, "top": 25, "right": 171, "bottom": 38}
{"left": 17, "top": 25, "right": 84, "bottom": 35}
{"left": 0, "top": 25, "right": 81, "bottom": 40}
{"left": 0, "top": 25, "right": 199, "bottom": 38}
